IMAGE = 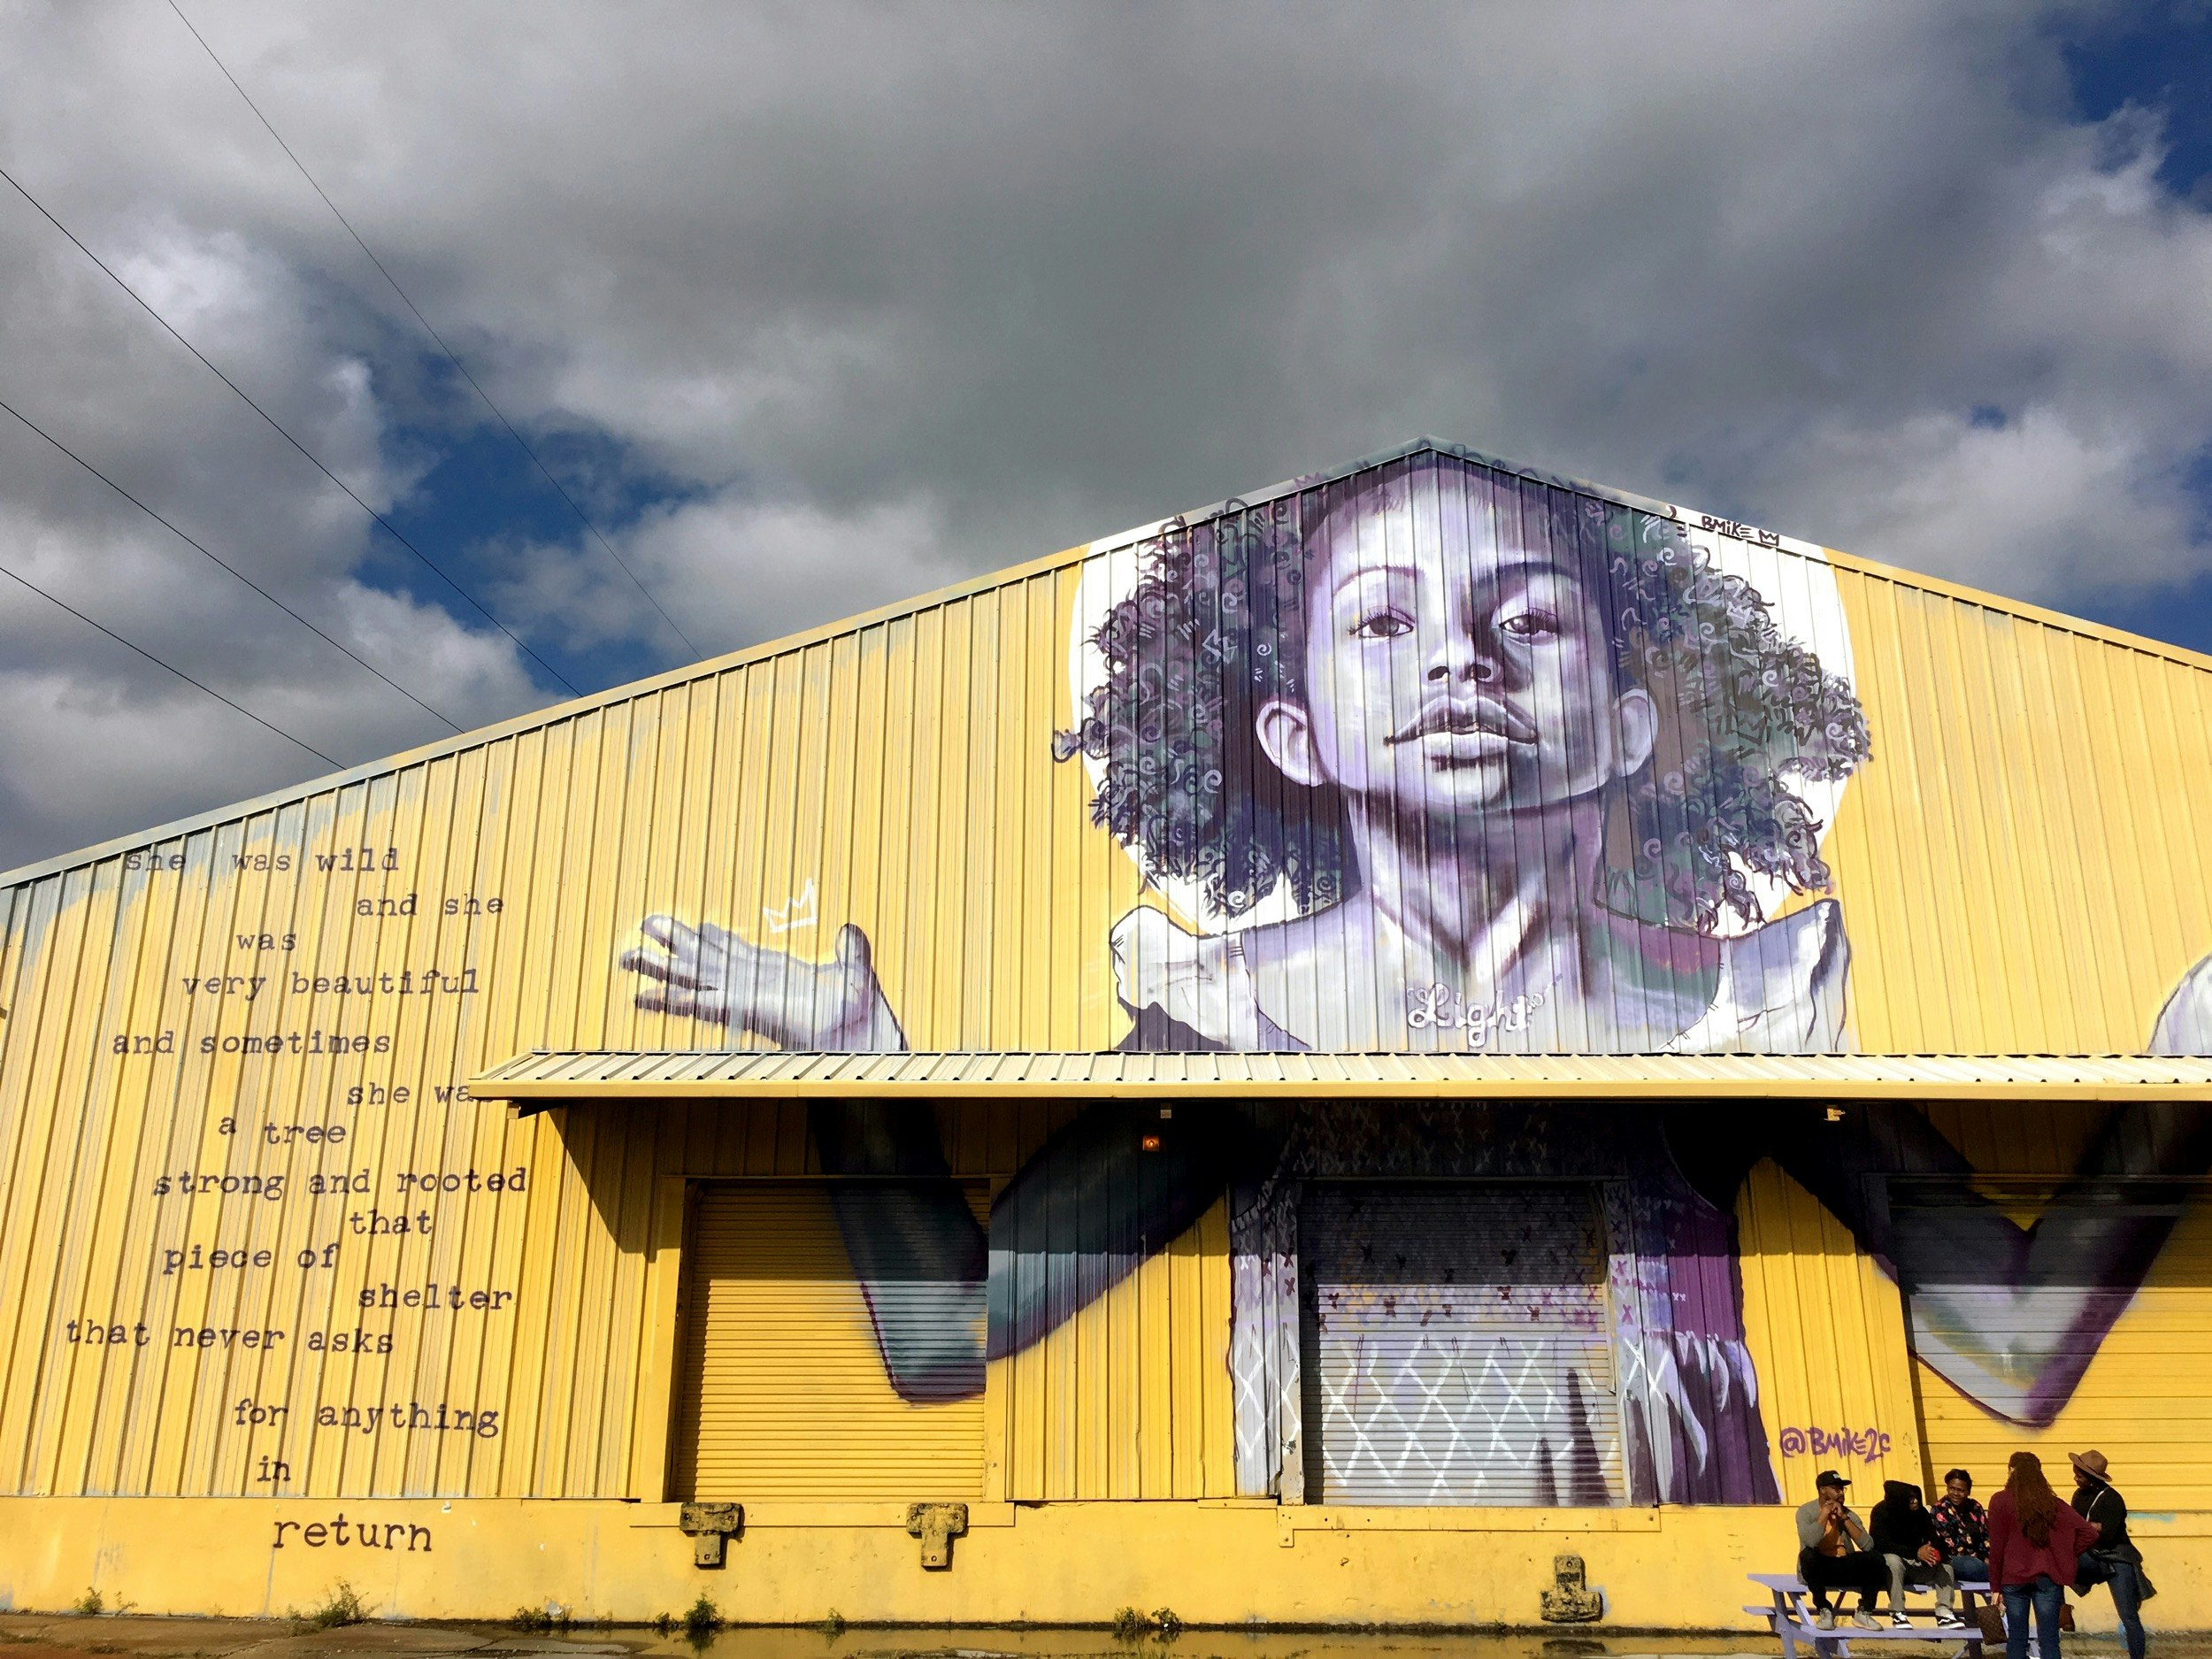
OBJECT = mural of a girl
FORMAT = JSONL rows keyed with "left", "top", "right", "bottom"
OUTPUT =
{"left": 622, "top": 448, "right": 2212, "bottom": 1507}
{"left": 1058, "top": 451, "right": 1870, "bottom": 1055}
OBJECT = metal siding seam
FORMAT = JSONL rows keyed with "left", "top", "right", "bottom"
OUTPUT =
{"left": 822, "top": 630, "right": 866, "bottom": 1074}
{"left": 2026, "top": 619, "right": 2106, "bottom": 1053}
{"left": 96, "top": 831, "right": 181, "bottom": 1498}
{"left": 1955, "top": 603, "right": 2041, "bottom": 1047}
{"left": 65, "top": 853, "right": 155, "bottom": 1498}
{"left": 1901, "top": 585, "right": 1986, "bottom": 1049}
{"left": 0, "top": 884, "right": 37, "bottom": 1487}
{"left": 1981, "top": 612, "right": 2076, "bottom": 1047}
{"left": 1850, "top": 572, "right": 1918, "bottom": 1049}
{"left": 2160, "top": 660, "right": 2212, "bottom": 983}
{"left": 2088, "top": 637, "right": 2177, "bottom": 1040}
{"left": 563, "top": 706, "right": 639, "bottom": 1492}
{"left": 595, "top": 694, "right": 678, "bottom": 1495}
{"left": 13, "top": 869, "right": 88, "bottom": 1492}
{"left": 522, "top": 717, "right": 609, "bottom": 1495}
{"left": 456, "top": 741, "right": 518, "bottom": 1499}
{"left": 2044, "top": 619, "right": 2150, "bottom": 1044}
{"left": 1023, "top": 575, "right": 1058, "bottom": 1056}
{"left": 2143, "top": 649, "right": 2212, "bottom": 1001}
{"left": 696, "top": 669, "right": 744, "bottom": 1060}
{"left": 974, "top": 588, "right": 1010, "bottom": 1050}
{"left": 934, "top": 599, "right": 974, "bottom": 1051}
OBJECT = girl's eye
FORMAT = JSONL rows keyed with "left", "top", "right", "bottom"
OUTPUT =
{"left": 1498, "top": 608, "right": 1563, "bottom": 641}
{"left": 1351, "top": 611, "right": 1414, "bottom": 641}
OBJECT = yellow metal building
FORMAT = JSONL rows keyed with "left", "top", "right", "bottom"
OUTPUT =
{"left": 2, "top": 439, "right": 2208, "bottom": 1630}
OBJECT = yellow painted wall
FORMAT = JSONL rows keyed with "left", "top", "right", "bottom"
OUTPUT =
{"left": 1825, "top": 555, "right": 2212, "bottom": 1053}
{"left": 995, "top": 1197, "right": 1234, "bottom": 1501}
{"left": 1736, "top": 1163, "right": 1926, "bottom": 1502}
{"left": 2, "top": 1495, "right": 2208, "bottom": 1631}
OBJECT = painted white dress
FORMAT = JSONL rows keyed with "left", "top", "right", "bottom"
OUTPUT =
{"left": 1110, "top": 897, "right": 1849, "bottom": 1056}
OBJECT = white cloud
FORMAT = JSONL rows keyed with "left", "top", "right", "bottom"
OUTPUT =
{"left": 2, "top": 0, "right": 2208, "bottom": 868}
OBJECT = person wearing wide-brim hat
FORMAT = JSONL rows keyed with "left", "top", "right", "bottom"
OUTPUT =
{"left": 2069, "top": 1449, "right": 2153, "bottom": 1659}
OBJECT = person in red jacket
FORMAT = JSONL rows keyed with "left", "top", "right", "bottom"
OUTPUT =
{"left": 1988, "top": 1452, "right": 2101, "bottom": 1659}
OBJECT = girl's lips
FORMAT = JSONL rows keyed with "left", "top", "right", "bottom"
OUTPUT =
{"left": 1386, "top": 698, "right": 1539, "bottom": 747}
{"left": 1420, "top": 727, "right": 1522, "bottom": 769}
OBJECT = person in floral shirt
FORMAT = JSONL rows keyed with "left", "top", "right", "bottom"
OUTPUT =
{"left": 1932, "top": 1468, "right": 1991, "bottom": 1580}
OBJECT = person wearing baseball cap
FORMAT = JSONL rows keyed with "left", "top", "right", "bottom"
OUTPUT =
{"left": 2069, "top": 1450, "right": 2152, "bottom": 1659}
{"left": 1795, "top": 1469, "right": 1886, "bottom": 1631}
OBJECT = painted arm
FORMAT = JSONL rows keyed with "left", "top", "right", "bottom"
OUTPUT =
{"left": 809, "top": 1100, "right": 988, "bottom": 1404}
{"left": 624, "top": 917, "right": 988, "bottom": 1402}
{"left": 986, "top": 1101, "right": 1247, "bottom": 1359}
{"left": 1763, "top": 1100, "right": 2212, "bottom": 1426}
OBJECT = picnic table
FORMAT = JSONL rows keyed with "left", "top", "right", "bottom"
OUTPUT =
{"left": 1748, "top": 1571, "right": 2016, "bottom": 1659}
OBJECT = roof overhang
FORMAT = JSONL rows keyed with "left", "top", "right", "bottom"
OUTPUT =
{"left": 469, "top": 1048, "right": 2212, "bottom": 1116}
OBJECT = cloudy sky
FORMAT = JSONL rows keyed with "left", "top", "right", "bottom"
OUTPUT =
{"left": 2, "top": 0, "right": 2209, "bottom": 872}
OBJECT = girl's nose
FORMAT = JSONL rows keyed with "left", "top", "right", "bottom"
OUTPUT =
{"left": 1426, "top": 629, "right": 1501, "bottom": 684}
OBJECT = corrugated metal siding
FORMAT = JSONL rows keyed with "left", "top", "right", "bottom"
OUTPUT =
{"left": 1299, "top": 1183, "right": 1622, "bottom": 1505}
{"left": 1824, "top": 559, "right": 2212, "bottom": 1054}
{"left": 3, "top": 438, "right": 2212, "bottom": 1502}
{"left": 1909, "top": 1102, "right": 2212, "bottom": 1511}
{"left": 675, "top": 1183, "right": 990, "bottom": 1500}
{"left": 1914, "top": 1194, "right": 2212, "bottom": 1511}
{"left": 993, "top": 1193, "right": 1234, "bottom": 1502}
{"left": 1734, "top": 1160, "right": 1928, "bottom": 1502}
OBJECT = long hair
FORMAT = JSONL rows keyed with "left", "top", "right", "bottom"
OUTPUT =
{"left": 2008, "top": 1450, "right": 2060, "bottom": 1545}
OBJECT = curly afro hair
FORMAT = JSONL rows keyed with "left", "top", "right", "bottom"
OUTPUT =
{"left": 1053, "top": 450, "right": 1871, "bottom": 933}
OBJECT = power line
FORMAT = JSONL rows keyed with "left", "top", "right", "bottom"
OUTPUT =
{"left": 165, "top": 0, "right": 703, "bottom": 664}
{"left": 0, "top": 394, "right": 465, "bottom": 735}
{"left": 0, "top": 163, "right": 583, "bottom": 698}
{"left": 0, "top": 557, "right": 337, "bottom": 769}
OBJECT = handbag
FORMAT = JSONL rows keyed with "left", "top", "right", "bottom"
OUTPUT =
{"left": 1974, "top": 1595, "right": 2077, "bottom": 1638}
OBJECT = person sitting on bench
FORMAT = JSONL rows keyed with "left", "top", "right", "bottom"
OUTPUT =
{"left": 1871, "top": 1477, "right": 1968, "bottom": 1629}
{"left": 1797, "top": 1470, "right": 1886, "bottom": 1631}
{"left": 1932, "top": 1468, "right": 1992, "bottom": 1584}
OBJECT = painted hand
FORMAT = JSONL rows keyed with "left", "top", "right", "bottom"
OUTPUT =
{"left": 1110, "top": 906, "right": 1262, "bottom": 1048}
{"left": 621, "top": 918, "right": 907, "bottom": 1051}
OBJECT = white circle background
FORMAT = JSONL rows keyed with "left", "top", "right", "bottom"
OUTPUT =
{"left": 1067, "top": 507, "right": 1860, "bottom": 939}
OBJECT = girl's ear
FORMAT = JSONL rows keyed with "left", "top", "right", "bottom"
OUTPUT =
{"left": 1256, "top": 697, "right": 1325, "bottom": 787}
{"left": 1613, "top": 686, "right": 1657, "bottom": 778}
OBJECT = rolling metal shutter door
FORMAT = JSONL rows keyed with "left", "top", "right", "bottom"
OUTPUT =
{"left": 1300, "top": 1183, "right": 1624, "bottom": 1505}
{"left": 675, "top": 1182, "right": 988, "bottom": 1500}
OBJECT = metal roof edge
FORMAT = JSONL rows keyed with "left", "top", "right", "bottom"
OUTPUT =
{"left": 468, "top": 1048, "right": 2212, "bottom": 1111}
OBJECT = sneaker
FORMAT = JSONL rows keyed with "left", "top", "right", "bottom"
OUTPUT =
{"left": 1852, "top": 1610, "right": 1882, "bottom": 1631}
{"left": 1816, "top": 1609, "right": 1838, "bottom": 1632}
{"left": 1933, "top": 1611, "right": 1967, "bottom": 1630}
{"left": 1892, "top": 1613, "right": 1917, "bottom": 1629}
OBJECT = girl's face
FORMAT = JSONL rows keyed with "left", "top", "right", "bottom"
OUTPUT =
{"left": 1256, "top": 483, "right": 1655, "bottom": 827}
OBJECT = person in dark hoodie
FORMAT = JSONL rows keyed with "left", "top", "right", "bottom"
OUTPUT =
{"left": 1870, "top": 1477, "right": 1966, "bottom": 1630}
